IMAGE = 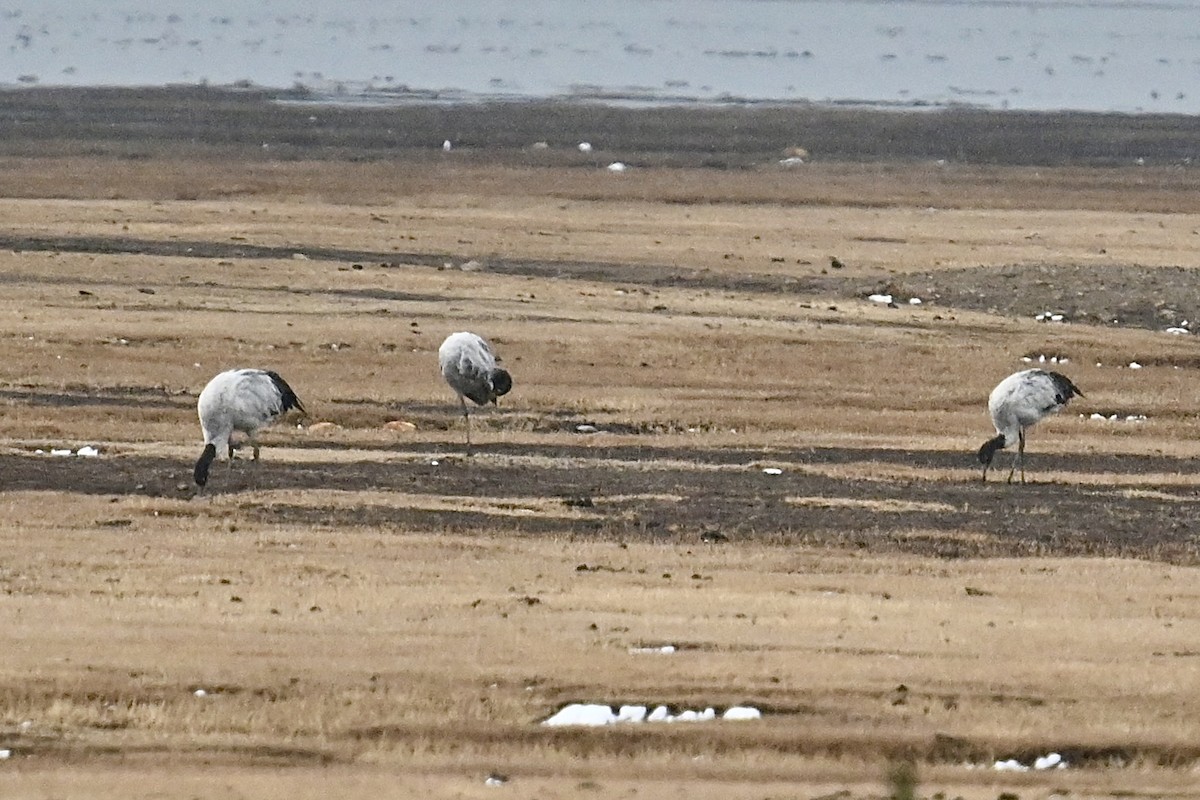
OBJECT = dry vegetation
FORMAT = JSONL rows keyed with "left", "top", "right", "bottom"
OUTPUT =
{"left": 4, "top": 91, "right": 1200, "bottom": 798}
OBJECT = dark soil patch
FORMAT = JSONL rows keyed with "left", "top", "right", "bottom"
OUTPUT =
{"left": 887, "top": 262, "right": 1200, "bottom": 332}
{"left": 6, "top": 443, "right": 1200, "bottom": 563}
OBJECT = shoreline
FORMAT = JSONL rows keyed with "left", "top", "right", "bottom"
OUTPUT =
{"left": 0, "top": 84, "right": 1198, "bottom": 168}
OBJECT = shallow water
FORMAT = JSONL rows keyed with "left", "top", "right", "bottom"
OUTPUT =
{"left": 4, "top": 0, "right": 1200, "bottom": 112}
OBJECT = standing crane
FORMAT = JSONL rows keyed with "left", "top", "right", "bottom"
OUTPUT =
{"left": 194, "top": 368, "right": 305, "bottom": 487}
{"left": 978, "top": 368, "right": 1083, "bottom": 483}
{"left": 438, "top": 332, "right": 512, "bottom": 452}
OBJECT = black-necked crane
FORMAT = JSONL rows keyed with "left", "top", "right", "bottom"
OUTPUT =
{"left": 438, "top": 331, "right": 512, "bottom": 452}
{"left": 978, "top": 368, "right": 1083, "bottom": 483}
{"left": 193, "top": 368, "right": 305, "bottom": 487}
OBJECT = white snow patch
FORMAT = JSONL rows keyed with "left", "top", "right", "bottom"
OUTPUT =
{"left": 575, "top": 424, "right": 599, "bottom": 434}
{"left": 542, "top": 703, "right": 762, "bottom": 727}
{"left": 1165, "top": 327, "right": 1190, "bottom": 335}
{"left": 1035, "top": 311, "right": 1066, "bottom": 323}
{"left": 629, "top": 645, "right": 676, "bottom": 654}
{"left": 542, "top": 703, "right": 615, "bottom": 727}
{"left": 76, "top": 445, "right": 100, "bottom": 457}
{"left": 606, "top": 161, "right": 628, "bottom": 172}
{"left": 778, "top": 156, "right": 805, "bottom": 167}
{"left": 1085, "top": 413, "right": 1145, "bottom": 422}
{"left": 193, "top": 689, "right": 208, "bottom": 698}
{"left": 577, "top": 142, "right": 593, "bottom": 152}
{"left": 908, "top": 297, "right": 922, "bottom": 305}
{"left": 616, "top": 705, "right": 648, "bottom": 723}
{"left": 867, "top": 293, "right": 893, "bottom": 304}
{"left": 0, "top": 749, "right": 10, "bottom": 760}
{"left": 647, "top": 705, "right": 670, "bottom": 722}
{"left": 993, "top": 752, "right": 1067, "bottom": 771}
{"left": 762, "top": 467, "right": 783, "bottom": 475}
{"left": 722, "top": 706, "right": 763, "bottom": 720}
{"left": 1128, "top": 361, "right": 1143, "bottom": 369}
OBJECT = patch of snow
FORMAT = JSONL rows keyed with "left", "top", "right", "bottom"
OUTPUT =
{"left": 868, "top": 293, "right": 893, "bottom": 304}
{"left": 606, "top": 161, "right": 628, "bottom": 172}
{"left": 1086, "top": 413, "right": 1145, "bottom": 422}
{"left": 994, "top": 752, "right": 1067, "bottom": 771}
{"left": 442, "top": 139, "right": 452, "bottom": 151}
{"left": 722, "top": 706, "right": 762, "bottom": 720}
{"left": 49, "top": 448, "right": 73, "bottom": 457}
{"left": 1128, "top": 361, "right": 1143, "bottom": 369}
{"left": 575, "top": 424, "right": 599, "bottom": 433}
{"left": 193, "top": 689, "right": 208, "bottom": 698}
{"left": 578, "top": 142, "right": 593, "bottom": 152}
{"left": 762, "top": 467, "right": 783, "bottom": 475}
{"left": 908, "top": 297, "right": 922, "bottom": 305}
{"left": 1165, "top": 327, "right": 1190, "bottom": 335}
{"left": 616, "top": 704, "right": 648, "bottom": 723}
{"left": 778, "top": 156, "right": 805, "bottom": 166}
{"left": 543, "top": 703, "right": 762, "bottom": 727}
{"left": 1035, "top": 311, "right": 1067, "bottom": 323}
{"left": 76, "top": 445, "right": 100, "bottom": 457}
{"left": 543, "top": 703, "right": 616, "bottom": 727}
{"left": 0, "top": 749, "right": 10, "bottom": 760}
{"left": 629, "top": 645, "right": 676, "bottom": 654}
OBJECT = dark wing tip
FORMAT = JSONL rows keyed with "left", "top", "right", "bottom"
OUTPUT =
{"left": 265, "top": 370, "right": 305, "bottom": 414}
{"left": 1045, "top": 370, "right": 1082, "bottom": 401}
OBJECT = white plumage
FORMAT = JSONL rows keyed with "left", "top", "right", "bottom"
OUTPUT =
{"left": 194, "top": 368, "right": 305, "bottom": 487}
{"left": 978, "top": 368, "right": 1083, "bottom": 483}
{"left": 438, "top": 331, "right": 512, "bottom": 451}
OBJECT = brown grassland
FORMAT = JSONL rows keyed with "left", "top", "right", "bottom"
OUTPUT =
{"left": 5, "top": 89, "right": 1200, "bottom": 798}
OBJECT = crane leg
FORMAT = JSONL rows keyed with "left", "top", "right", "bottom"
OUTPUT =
{"left": 460, "top": 395, "right": 473, "bottom": 455}
{"left": 1005, "top": 434, "right": 1018, "bottom": 484}
{"left": 1018, "top": 429, "right": 1026, "bottom": 484}
{"left": 1006, "top": 429, "right": 1026, "bottom": 484}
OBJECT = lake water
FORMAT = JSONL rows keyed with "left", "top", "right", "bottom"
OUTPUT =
{"left": 4, "top": 0, "right": 1200, "bottom": 113}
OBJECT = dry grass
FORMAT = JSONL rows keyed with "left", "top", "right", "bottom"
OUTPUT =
{"left": 6, "top": 125, "right": 1200, "bottom": 797}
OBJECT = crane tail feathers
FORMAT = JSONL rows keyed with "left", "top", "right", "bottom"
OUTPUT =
{"left": 265, "top": 370, "right": 305, "bottom": 415}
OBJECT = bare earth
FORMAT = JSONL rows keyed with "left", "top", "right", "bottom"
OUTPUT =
{"left": 5, "top": 88, "right": 1200, "bottom": 798}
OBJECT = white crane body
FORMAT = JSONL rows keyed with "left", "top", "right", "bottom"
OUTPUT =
{"left": 438, "top": 332, "right": 512, "bottom": 451}
{"left": 979, "top": 368, "right": 1082, "bottom": 483}
{"left": 194, "top": 368, "right": 304, "bottom": 486}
